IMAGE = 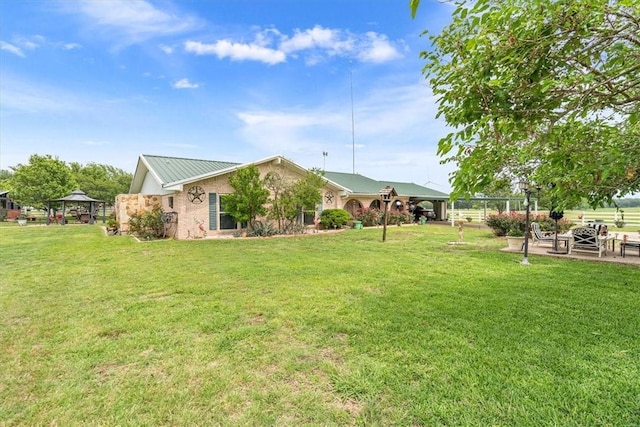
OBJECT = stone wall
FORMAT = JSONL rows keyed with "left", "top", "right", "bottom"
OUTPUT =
{"left": 114, "top": 194, "right": 162, "bottom": 233}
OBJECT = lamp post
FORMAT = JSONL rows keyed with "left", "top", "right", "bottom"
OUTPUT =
{"left": 518, "top": 180, "right": 531, "bottom": 265}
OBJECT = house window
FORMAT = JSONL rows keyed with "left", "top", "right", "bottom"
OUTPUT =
{"left": 168, "top": 196, "right": 174, "bottom": 209}
{"left": 218, "top": 195, "right": 236, "bottom": 230}
{"left": 302, "top": 208, "right": 316, "bottom": 225}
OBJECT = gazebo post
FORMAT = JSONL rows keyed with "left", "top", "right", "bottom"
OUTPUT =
{"left": 89, "top": 201, "right": 94, "bottom": 224}
{"left": 61, "top": 201, "right": 66, "bottom": 225}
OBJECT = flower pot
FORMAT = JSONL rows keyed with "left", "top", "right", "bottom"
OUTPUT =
{"left": 506, "top": 236, "right": 525, "bottom": 250}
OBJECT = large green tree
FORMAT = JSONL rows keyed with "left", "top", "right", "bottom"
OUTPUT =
{"left": 222, "top": 165, "right": 270, "bottom": 230}
{"left": 69, "top": 162, "right": 132, "bottom": 205}
{"left": 417, "top": 0, "right": 640, "bottom": 209}
{"left": 9, "top": 154, "right": 76, "bottom": 209}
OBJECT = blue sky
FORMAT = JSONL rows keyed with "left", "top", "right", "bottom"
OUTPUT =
{"left": 1, "top": 0, "right": 457, "bottom": 190}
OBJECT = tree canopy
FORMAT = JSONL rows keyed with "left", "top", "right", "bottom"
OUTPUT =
{"left": 5, "top": 155, "right": 132, "bottom": 209}
{"left": 418, "top": 0, "right": 640, "bottom": 208}
{"left": 9, "top": 154, "right": 76, "bottom": 209}
{"left": 222, "top": 165, "right": 270, "bottom": 229}
{"left": 69, "top": 162, "right": 132, "bottom": 204}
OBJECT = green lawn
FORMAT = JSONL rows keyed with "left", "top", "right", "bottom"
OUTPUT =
{"left": 1, "top": 224, "right": 638, "bottom": 426}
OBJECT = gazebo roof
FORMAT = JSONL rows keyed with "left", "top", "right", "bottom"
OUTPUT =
{"left": 52, "top": 189, "right": 103, "bottom": 203}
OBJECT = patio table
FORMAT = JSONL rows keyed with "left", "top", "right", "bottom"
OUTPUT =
{"left": 620, "top": 234, "right": 640, "bottom": 258}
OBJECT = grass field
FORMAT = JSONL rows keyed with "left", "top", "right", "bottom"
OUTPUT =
{"left": 1, "top": 224, "right": 639, "bottom": 425}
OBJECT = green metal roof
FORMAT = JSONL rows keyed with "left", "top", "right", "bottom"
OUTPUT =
{"left": 323, "top": 171, "right": 449, "bottom": 200}
{"left": 378, "top": 181, "right": 449, "bottom": 199}
{"left": 143, "top": 154, "right": 240, "bottom": 185}
{"left": 323, "top": 171, "right": 385, "bottom": 194}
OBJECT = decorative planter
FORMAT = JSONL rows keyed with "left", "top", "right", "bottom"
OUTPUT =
{"left": 17, "top": 219, "right": 27, "bottom": 226}
{"left": 506, "top": 236, "right": 525, "bottom": 250}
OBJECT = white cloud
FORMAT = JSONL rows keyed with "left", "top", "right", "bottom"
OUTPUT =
{"left": 81, "top": 140, "right": 105, "bottom": 146}
{"left": 64, "top": 1, "right": 201, "bottom": 46}
{"left": 173, "top": 78, "right": 199, "bottom": 89}
{"left": 62, "top": 43, "right": 82, "bottom": 50}
{"left": 233, "top": 80, "right": 454, "bottom": 188}
{"left": 159, "top": 44, "right": 173, "bottom": 54}
{"left": 1, "top": 36, "right": 82, "bottom": 56}
{"left": 0, "top": 73, "right": 91, "bottom": 114}
{"left": 279, "top": 25, "right": 343, "bottom": 53}
{"left": 184, "top": 40, "right": 286, "bottom": 65}
{"left": 185, "top": 25, "right": 402, "bottom": 66}
{"left": 357, "top": 33, "right": 403, "bottom": 63}
{"left": 14, "top": 35, "right": 46, "bottom": 50}
{"left": 0, "top": 41, "right": 25, "bottom": 57}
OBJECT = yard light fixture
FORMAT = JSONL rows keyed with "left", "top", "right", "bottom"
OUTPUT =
{"left": 519, "top": 179, "right": 531, "bottom": 265}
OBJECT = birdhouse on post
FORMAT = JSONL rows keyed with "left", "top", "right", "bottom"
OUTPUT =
{"left": 379, "top": 186, "right": 397, "bottom": 242}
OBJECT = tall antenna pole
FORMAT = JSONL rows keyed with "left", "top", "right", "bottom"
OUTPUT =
{"left": 350, "top": 61, "right": 355, "bottom": 174}
{"left": 322, "top": 151, "right": 328, "bottom": 171}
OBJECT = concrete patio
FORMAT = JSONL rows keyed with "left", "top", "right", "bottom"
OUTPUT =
{"left": 502, "top": 235, "right": 640, "bottom": 266}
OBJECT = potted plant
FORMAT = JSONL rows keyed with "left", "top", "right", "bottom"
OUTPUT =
{"left": 106, "top": 215, "right": 119, "bottom": 235}
{"left": 505, "top": 226, "right": 525, "bottom": 250}
{"left": 17, "top": 212, "right": 28, "bottom": 226}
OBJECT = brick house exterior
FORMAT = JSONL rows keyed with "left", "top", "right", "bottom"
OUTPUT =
{"left": 117, "top": 154, "right": 449, "bottom": 239}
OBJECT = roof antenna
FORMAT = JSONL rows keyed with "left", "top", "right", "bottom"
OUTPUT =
{"left": 322, "top": 151, "right": 328, "bottom": 171}
{"left": 349, "top": 60, "right": 355, "bottom": 174}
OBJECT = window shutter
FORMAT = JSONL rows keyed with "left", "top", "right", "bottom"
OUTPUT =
{"left": 209, "top": 193, "right": 217, "bottom": 230}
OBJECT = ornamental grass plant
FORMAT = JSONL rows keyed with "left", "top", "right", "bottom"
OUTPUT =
{"left": 1, "top": 224, "right": 638, "bottom": 425}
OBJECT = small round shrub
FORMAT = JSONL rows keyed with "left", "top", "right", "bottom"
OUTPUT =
{"left": 320, "top": 209, "right": 351, "bottom": 229}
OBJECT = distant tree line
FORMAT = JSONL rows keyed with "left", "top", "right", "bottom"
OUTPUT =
{"left": 0, "top": 154, "right": 132, "bottom": 210}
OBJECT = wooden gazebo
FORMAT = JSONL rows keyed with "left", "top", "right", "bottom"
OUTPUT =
{"left": 47, "top": 190, "right": 105, "bottom": 225}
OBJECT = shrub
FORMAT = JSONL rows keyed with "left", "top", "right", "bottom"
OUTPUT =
{"left": 486, "top": 212, "right": 575, "bottom": 237}
{"left": 533, "top": 214, "right": 574, "bottom": 233}
{"left": 486, "top": 212, "right": 521, "bottom": 236}
{"left": 355, "top": 207, "right": 382, "bottom": 227}
{"left": 128, "top": 208, "right": 165, "bottom": 239}
{"left": 320, "top": 209, "right": 351, "bottom": 229}
{"left": 246, "top": 220, "right": 277, "bottom": 237}
{"left": 387, "top": 211, "right": 413, "bottom": 225}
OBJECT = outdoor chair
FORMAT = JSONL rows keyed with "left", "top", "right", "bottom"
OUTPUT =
{"left": 569, "top": 226, "right": 607, "bottom": 258}
{"left": 530, "top": 222, "right": 557, "bottom": 246}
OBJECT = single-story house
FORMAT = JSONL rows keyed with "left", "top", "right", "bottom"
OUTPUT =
{"left": 118, "top": 154, "right": 449, "bottom": 239}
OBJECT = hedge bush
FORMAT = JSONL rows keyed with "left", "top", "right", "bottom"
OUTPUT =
{"left": 355, "top": 208, "right": 382, "bottom": 227}
{"left": 486, "top": 212, "right": 575, "bottom": 236}
{"left": 320, "top": 209, "right": 351, "bottom": 229}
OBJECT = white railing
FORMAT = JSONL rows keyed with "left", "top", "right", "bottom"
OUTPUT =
{"left": 449, "top": 209, "right": 640, "bottom": 228}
